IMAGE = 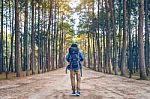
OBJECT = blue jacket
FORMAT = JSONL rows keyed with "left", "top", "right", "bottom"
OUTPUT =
{"left": 66, "top": 52, "right": 84, "bottom": 70}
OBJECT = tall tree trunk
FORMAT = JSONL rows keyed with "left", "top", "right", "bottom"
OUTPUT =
{"left": 6, "top": 3, "right": 8, "bottom": 78}
{"left": 87, "top": 6, "right": 91, "bottom": 69}
{"left": 127, "top": 0, "right": 133, "bottom": 78}
{"left": 15, "top": 0, "right": 22, "bottom": 77}
{"left": 41, "top": 3, "right": 44, "bottom": 72}
{"left": 8, "top": 0, "right": 11, "bottom": 72}
{"left": 92, "top": 0, "right": 96, "bottom": 71}
{"left": 37, "top": 0, "right": 41, "bottom": 73}
{"left": 24, "top": 0, "right": 30, "bottom": 76}
{"left": 120, "top": 0, "right": 127, "bottom": 76}
{"left": 55, "top": 10, "right": 59, "bottom": 69}
{"left": 53, "top": 1, "right": 56, "bottom": 69}
{"left": 61, "top": 13, "right": 64, "bottom": 67}
{"left": 51, "top": 4, "right": 54, "bottom": 69}
{"left": 52, "top": 12, "right": 55, "bottom": 69}
{"left": 102, "top": 0, "right": 106, "bottom": 73}
{"left": 8, "top": 0, "right": 12, "bottom": 71}
{"left": 144, "top": 0, "right": 149, "bottom": 76}
{"left": 59, "top": 14, "right": 63, "bottom": 68}
{"left": 9, "top": 4, "right": 15, "bottom": 72}
{"left": 133, "top": 0, "right": 138, "bottom": 73}
{"left": 104, "top": 0, "right": 112, "bottom": 74}
{"left": 43, "top": 4, "right": 47, "bottom": 72}
{"left": 97, "top": 0, "right": 102, "bottom": 72}
{"left": 84, "top": 38, "right": 87, "bottom": 67}
{"left": 58, "top": 17, "right": 62, "bottom": 68}
{"left": 138, "top": 0, "right": 147, "bottom": 80}
{"left": 93, "top": 33, "right": 96, "bottom": 70}
{"left": 118, "top": 0, "right": 122, "bottom": 70}
{"left": 48, "top": 0, "right": 53, "bottom": 71}
{"left": 87, "top": 30, "right": 91, "bottom": 69}
{"left": 135, "top": 21, "right": 138, "bottom": 72}
{"left": 110, "top": 0, "right": 118, "bottom": 75}
{"left": 0, "top": 0, "right": 4, "bottom": 73}
{"left": 31, "top": 0, "right": 35, "bottom": 74}
{"left": 20, "top": 13, "right": 23, "bottom": 72}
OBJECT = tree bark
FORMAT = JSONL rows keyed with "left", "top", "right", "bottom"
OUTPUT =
{"left": 31, "top": 0, "right": 35, "bottom": 74}
{"left": 15, "top": 0, "right": 22, "bottom": 77}
{"left": 118, "top": 0, "right": 122, "bottom": 70}
{"left": 9, "top": 4, "right": 15, "bottom": 72}
{"left": 110, "top": 0, "right": 118, "bottom": 75}
{"left": 24, "top": 0, "right": 30, "bottom": 76}
{"left": 0, "top": 0, "right": 4, "bottom": 73}
{"left": 144, "top": 0, "right": 149, "bottom": 76}
{"left": 43, "top": 3, "right": 47, "bottom": 72}
{"left": 87, "top": 6, "right": 91, "bottom": 69}
{"left": 97, "top": 0, "right": 102, "bottom": 72}
{"left": 37, "top": 0, "right": 41, "bottom": 73}
{"left": 138, "top": 0, "right": 147, "bottom": 80}
{"left": 48, "top": 0, "right": 53, "bottom": 71}
{"left": 120, "top": 0, "right": 127, "bottom": 76}
{"left": 102, "top": 0, "right": 106, "bottom": 73}
{"left": 104, "top": 0, "right": 112, "bottom": 74}
{"left": 127, "top": 0, "right": 133, "bottom": 78}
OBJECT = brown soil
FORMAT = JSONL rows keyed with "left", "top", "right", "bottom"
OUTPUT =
{"left": 0, "top": 67, "right": 150, "bottom": 99}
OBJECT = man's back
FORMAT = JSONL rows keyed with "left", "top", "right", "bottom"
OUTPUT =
{"left": 65, "top": 43, "right": 84, "bottom": 96}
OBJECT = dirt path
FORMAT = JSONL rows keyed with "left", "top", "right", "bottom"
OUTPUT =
{"left": 0, "top": 67, "right": 150, "bottom": 99}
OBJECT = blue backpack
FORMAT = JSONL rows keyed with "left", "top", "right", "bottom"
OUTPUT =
{"left": 69, "top": 47, "right": 80, "bottom": 70}
{"left": 66, "top": 47, "right": 83, "bottom": 76}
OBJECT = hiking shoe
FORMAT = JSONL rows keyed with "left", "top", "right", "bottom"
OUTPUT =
{"left": 76, "top": 91, "right": 80, "bottom": 96}
{"left": 71, "top": 91, "right": 76, "bottom": 96}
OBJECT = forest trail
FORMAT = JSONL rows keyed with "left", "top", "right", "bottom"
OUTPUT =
{"left": 0, "top": 67, "right": 150, "bottom": 99}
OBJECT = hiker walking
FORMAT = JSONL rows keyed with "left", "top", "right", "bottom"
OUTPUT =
{"left": 66, "top": 43, "right": 84, "bottom": 96}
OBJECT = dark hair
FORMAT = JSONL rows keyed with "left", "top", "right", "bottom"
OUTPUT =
{"left": 71, "top": 43, "right": 77, "bottom": 47}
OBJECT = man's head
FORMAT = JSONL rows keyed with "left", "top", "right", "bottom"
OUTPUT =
{"left": 71, "top": 43, "right": 78, "bottom": 47}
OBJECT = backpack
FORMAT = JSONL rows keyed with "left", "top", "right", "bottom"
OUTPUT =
{"left": 66, "top": 46, "right": 83, "bottom": 77}
{"left": 69, "top": 47, "right": 80, "bottom": 70}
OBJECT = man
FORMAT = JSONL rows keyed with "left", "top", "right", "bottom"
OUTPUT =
{"left": 66, "top": 43, "right": 84, "bottom": 96}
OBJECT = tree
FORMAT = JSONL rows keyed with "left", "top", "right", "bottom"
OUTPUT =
{"left": 24, "top": 0, "right": 30, "bottom": 75}
{"left": 97, "top": 0, "right": 102, "bottom": 72}
{"left": 43, "top": 0, "right": 47, "bottom": 72}
{"left": 60, "top": 13, "right": 64, "bottom": 68}
{"left": 118, "top": 0, "right": 122, "bottom": 70}
{"left": 138, "top": 0, "right": 147, "bottom": 80}
{"left": 47, "top": 0, "right": 53, "bottom": 71}
{"left": 102, "top": 0, "right": 106, "bottom": 73}
{"left": 110, "top": 0, "right": 118, "bottom": 75}
{"left": 15, "top": 0, "right": 22, "bottom": 77}
{"left": 31, "top": 0, "right": 35, "bottom": 74}
{"left": 109, "top": 0, "right": 118, "bottom": 74}
{"left": 104, "top": 0, "right": 112, "bottom": 74}
{"left": 54, "top": 0, "right": 59, "bottom": 69}
{"left": 92, "top": 0, "right": 96, "bottom": 71}
{"left": 0, "top": 0, "right": 4, "bottom": 73}
{"left": 120, "top": 0, "right": 127, "bottom": 76}
{"left": 9, "top": 0, "right": 15, "bottom": 72}
{"left": 144, "top": 0, "right": 149, "bottom": 76}
{"left": 37, "top": 0, "right": 41, "bottom": 73}
{"left": 127, "top": 0, "right": 133, "bottom": 78}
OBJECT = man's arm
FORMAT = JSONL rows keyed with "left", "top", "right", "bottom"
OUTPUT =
{"left": 79, "top": 52, "right": 84, "bottom": 61}
{"left": 66, "top": 53, "right": 70, "bottom": 62}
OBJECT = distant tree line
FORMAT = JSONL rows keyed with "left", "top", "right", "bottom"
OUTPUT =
{"left": 0, "top": 0, "right": 73, "bottom": 78}
{"left": 77, "top": 0, "right": 150, "bottom": 80}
